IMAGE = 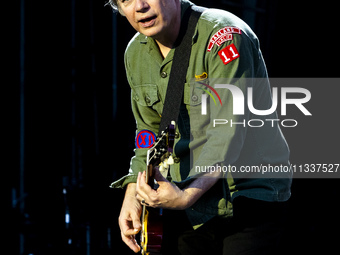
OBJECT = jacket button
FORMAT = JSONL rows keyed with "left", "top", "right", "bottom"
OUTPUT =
{"left": 161, "top": 71, "right": 168, "bottom": 78}
{"left": 192, "top": 95, "right": 198, "bottom": 102}
{"left": 145, "top": 94, "right": 151, "bottom": 104}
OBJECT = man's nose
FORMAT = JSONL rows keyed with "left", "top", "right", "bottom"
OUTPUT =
{"left": 135, "top": 0, "right": 150, "bottom": 12}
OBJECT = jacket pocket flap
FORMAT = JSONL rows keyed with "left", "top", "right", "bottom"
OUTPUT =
{"left": 133, "top": 84, "right": 160, "bottom": 107}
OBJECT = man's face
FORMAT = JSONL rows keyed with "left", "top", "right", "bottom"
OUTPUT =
{"left": 118, "top": 0, "right": 180, "bottom": 40}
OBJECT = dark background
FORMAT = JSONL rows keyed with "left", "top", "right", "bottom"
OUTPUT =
{"left": 6, "top": 0, "right": 339, "bottom": 254}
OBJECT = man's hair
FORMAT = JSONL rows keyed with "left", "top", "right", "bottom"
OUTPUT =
{"left": 106, "top": 0, "right": 119, "bottom": 12}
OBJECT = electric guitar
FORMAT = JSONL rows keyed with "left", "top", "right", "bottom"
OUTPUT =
{"left": 140, "top": 121, "right": 176, "bottom": 255}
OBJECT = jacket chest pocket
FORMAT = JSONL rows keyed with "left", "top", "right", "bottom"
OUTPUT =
{"left": 183, "top": 81, "right": 210, "bottom": 135}
{"left": 132, "top": 84, "right": 163, "bottom": 115}
{"left": 184, "top": 82, "right": 203, "bottom": 106}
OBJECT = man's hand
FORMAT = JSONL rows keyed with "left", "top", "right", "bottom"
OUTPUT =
{"left": 118, "top": 183, "right": 142, "bottom": 253}
{"left": 136, "top": 169, "right": 189, "bottom": 210}
{"left": 119, "top": 168, "right": 222, "bottom": 252}
{"left": 136, "top": 167, "right": 223, "bottom": 210}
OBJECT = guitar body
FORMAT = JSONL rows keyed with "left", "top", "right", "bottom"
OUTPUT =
{"left": 141, "top": 207, "right": 163, "bottom": 255}
{"left": 140, "top": 121, "right": 176, "bottom": 255}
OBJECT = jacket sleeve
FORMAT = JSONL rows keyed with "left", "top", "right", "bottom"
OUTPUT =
{"left": 110, "top": 51, "right": 161, "bottom": 189}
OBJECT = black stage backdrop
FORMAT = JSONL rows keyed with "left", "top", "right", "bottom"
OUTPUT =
{"left": 6, "top": 0, "right": 339, "bottom": 254}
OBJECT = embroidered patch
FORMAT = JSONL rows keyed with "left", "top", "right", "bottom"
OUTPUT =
{"left": 218, "top": 44, "right": 240, "bottom": 65}
{"left": 195, "top": 72, "right": 208, "bottom": 81}
{"left": 207, "top": 27, "right": 242, "bottom": 52}
{"left": 135, "top": 130, "right": 156, "bottom": 149}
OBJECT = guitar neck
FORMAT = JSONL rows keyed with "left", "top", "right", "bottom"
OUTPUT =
{"left": 140, "top": 121, "right": 176, "bottom": 255}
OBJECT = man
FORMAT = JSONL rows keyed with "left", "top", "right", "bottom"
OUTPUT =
{"left": 108, "top": 0, "right": 292, "bottom": 254}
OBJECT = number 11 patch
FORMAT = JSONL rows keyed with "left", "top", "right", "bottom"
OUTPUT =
{"left": 218, "top": 43, "right": 240, "bottom": 65}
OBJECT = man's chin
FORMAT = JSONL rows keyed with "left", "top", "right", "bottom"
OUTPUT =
{"left": 139, "top": 25, "right": 162, "bottom": 38}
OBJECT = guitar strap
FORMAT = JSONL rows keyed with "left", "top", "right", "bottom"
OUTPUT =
{"left": 158, "top": 5, "right": 206, "bottom": 136}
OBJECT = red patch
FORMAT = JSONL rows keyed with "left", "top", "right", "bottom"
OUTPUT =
{"left": 135, "top": 130, "right": 156, "bottom": 149}
{"left": 218, "top": 44, "right": 240, "bottom": 65}
{"left": 207, "top": 27, "right": 242, "bottom": 52}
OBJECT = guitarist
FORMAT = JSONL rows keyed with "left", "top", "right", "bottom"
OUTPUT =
{"left": 108, "top": 0, "right": 292, "bottom": 254}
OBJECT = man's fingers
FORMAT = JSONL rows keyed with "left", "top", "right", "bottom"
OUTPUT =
{"left": 119, "top": 217, "right": 141, "bottom": 253}
{"left": 153, "top": 167, "right": 167, "bottom": 183}
{"left": 124, "top": 227, "right": 140, "bottom": 236}
{"left": 137, "top": 171, "right": 152, "bottom": 191}
{"left": 118, "top": 183, "right": 143, "bottom": 253}
{"left": 136, "top": 171, "right": 154, "bottom": 201}
{"left": 121, "top": 232, "right": 141, "bottom": 253}
{"left": 132, "top": 217, "right": 142, "bottom": 233}
{"left": 119, "top": 217, "right": 141, "bottom": 236}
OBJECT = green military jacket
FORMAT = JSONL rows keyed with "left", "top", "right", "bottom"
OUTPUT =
{"left": 111, "top": 0, "right": 292, "bottom": 227}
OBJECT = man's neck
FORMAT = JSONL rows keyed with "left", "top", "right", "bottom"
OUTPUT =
{"left": 156, "top": 43, "right": 172, "bottom": 59}
{"left": 154, "top": 4, "right": 182, "bottom": 59}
